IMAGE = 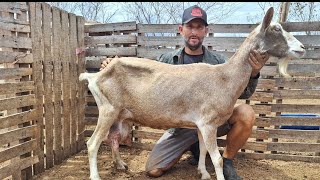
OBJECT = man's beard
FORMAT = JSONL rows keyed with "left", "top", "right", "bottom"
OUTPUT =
{"left": 184, "top": 37, "right": 203, "bottom": 51}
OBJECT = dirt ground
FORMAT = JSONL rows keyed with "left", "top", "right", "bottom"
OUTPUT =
{"left": 33, "top": 144, "right": 320, "bottom": 180}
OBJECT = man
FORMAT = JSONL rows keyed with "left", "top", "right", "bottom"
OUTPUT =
{"left": 100, "top": 5, "right": 269, "bottom": 180}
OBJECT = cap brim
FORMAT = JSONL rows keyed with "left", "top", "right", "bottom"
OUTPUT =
{"left": 183, "top": 17, "right": 208, "bottom": 26}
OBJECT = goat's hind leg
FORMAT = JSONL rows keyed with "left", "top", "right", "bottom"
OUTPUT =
{"left": 197, "top": 130, "right": 210, "bottom": 180}
{"left": 87, "top": 105, "right": 119, "bottom": 180}
{"left": 109, "top": 122, "right": 128, "bottom": 170}
{"left": 197, "top": 124, "right": 225, "bottom": 180}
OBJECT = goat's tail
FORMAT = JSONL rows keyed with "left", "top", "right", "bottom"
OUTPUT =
{"left": 79, "top": 72, "right": 95, "bottom": 82}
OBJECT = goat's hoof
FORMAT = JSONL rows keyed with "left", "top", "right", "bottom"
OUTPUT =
{"left": 115, "top": 161, "right": 128, "bottom": 170}
{"left": 90, "top": 175, "right": 101, "bottom": 180}
{"left": 197, "top": 169, "right": 211, "bottom": 180}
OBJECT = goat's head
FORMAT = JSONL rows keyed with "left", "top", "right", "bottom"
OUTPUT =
{"left": 254, "top": 7, "right": 306, "bottom": 77}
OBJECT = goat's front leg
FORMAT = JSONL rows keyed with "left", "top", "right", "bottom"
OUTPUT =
{"left": 198, "top": 125, "right": 224, "bottom": 180}
{"left": 197, "top": 130, "right": 210, "bottom": 180}
{"left": 87, "top": 106, "right": 118, "bottom": 180}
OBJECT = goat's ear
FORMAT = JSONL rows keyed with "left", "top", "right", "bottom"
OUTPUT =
{"left": 260, "top": 7, "right": 274, "bottom": 32}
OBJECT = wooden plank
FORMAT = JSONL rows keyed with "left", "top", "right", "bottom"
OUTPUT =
{"left": 0, "top": 2, "right": 28, "bottom": 14}
{"left": 270, "top": 116, "right": 320, "bottom": 126}
{"left": 136, "top": 47, "right": 236, "bottom": 60}
{"left": 281, "top": 21, "right": 320, "bottom": 32}
{"left": 268, "top": 129, "right": 320, "bottom": 139}
{"left": 275, "top": 77, "right": 320, "bottom": 89}
{"left": 256, "top": 79, "right": 275, "bottom": 89}
{"left": 0, "top": 36, "right": 32, "bottom": 49}
{"left": 248, "top": 91, "right": 273, "bottom": 102}
{"left": 0, "top": 156, "right": 39, "bottom": 180}
{"left": 0, "top": 16, "right": 29, "bottom": 25}
{"left": 0, "top": 68, "right": 32, "bottom": 79}
{"left": 84, "top": 117, "right": 98, "bottom": 126}
{"left": 267, "top": 142, "right": 320, "bottom": 152}
{"left": 0, "top": 51, "right": 33, "bottom": 63}
{"left": 250, "top": 129, "right": 269, "bottom": 140}
{"left": 61, "top": 9, "right": 71, "bottom": 159}
{"left": 84, "top": 21, "right": 137, "bottom": 33}
{"left": 52, "top": 6, "right": 63, "bottom": 165}
{"left": 137, "top": 36, "right": 247, "bottom": 50}
{"left": 273, "top": 89, "right": 320, "bottom": 99}
{"left": 69, "top": 12, "right": 78, "bottom": 155}
{"left": 261, "top": 64, "right": 320, "bottom": 77}
{"left": 77, "top": 15, "right": 86, "bottom": 152}
{"left": 0, "top": 139, "right": 37, "bottom": 163}
{"left": 236, "top": 152, "right": 320, "bottom": 163}
{"left": 0, "top": 125, "right": 37, "bottom": 145}
{"left": 255, "top": 117, "right": 271, "bottom": 127}
{"left": 252, "top": 104, "right": 272, "bottom": 115}
{"left": 85, "top": 35, "right": 136, "bottom": 46}
{"left": 137, "top": 24, "right": 258, "bottom": 34}
{"left": 272, "top": 104, "right": 320, "bottom": 113}
{"left": 85, "top": 106, "right": 98, "bottom": 115}
{"left": 0, "top": 110, "right": 37, "bottom": 129}
{"left": 217, "top": 139, "right": 268, "bottom": 152}
{"left": 295, "top": 35, "right": 320, "bottom": 47}
{"left": 133, "top": 130, "right": 163, "bottom": 140}
{"left": 0, "top": 81, "right": 34, "bottom": 94}
{"left": 0, "top": 21, "right": 30, "bottom": 33}
{"left": 28, "top": 2, "right": 45, "bottom": 174}
{"left": 86, "top": 47, "right": 136, "bottom": 57}
{"left": 41, "top": 2, "right": 54, "bottom": 169}
{"left": 0, "top": 95, "right": 36, "bottom": 111}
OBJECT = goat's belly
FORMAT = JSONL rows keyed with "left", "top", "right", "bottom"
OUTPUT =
{"left": 128, "top": 112, "right": 198, "bottom": 130}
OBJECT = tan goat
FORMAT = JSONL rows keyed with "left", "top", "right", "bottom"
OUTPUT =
{"left": 79, "top": 7, "right": 305, "bottom": 180}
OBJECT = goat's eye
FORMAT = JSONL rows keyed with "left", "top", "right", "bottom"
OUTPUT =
{"left": 274, "top": 25, "right": 281, "bottom": 32}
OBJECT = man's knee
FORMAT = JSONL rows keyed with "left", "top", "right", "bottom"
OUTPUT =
{"left": 232, "top": 104, "right": 256, "bottom": 127}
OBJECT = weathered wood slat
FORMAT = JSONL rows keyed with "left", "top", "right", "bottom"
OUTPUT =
{"left": 85, "top": 21, "right": 137, "bottom": 33}
{"left": 275, "top": 77, "right": 320, "bottom": 89}
{"left": 61, "top": 10, "right": 71, "bottom": 159}
{"left": 237, "top": 152, "right": 320, "bottom": 163}
{"left": 0, "top": 36, "right": 32, "bottom": 49}
{"left": 86, "top": 47, "right": 136, "bottom": 57}
{"left": 0, "top": 2, "right": 28, "bottom": 14}
{"left": 267, "top": 142, "right": 320, "bottom": 152}
{"left": 85, "top": 35, "right": 136, "bottom": 46}
{"left": 0, "top": 95, "right": 35, "bottom": 111}
{"left": 270, "top": 116, "right": 320, "bottom": 126}
{"left": 0, "top": 81, "right": 34, "bottom": 94}
{"left": 52, "top": 6, "right": 63, "bottom": 165}
{"left": 255, "top": 117, "right": 271, "bottom": 127}
{"left": 133, "top": 130, "right": 163, "bottom": 140}
{"left": 0, "top": 21, "right": 30, "bottom": 33}
{"left": 272, "top": 104, "right": 320, "bottom": 113}
{"left": 249, "top": 91, "right": 273, "bottom": 102}
{"left": 77, "top": 15, "right": 86, "bottom": 151}
{"left": 69, "top": 12, "right": 78, "bottom": 155}
{"left": 0, "top": 68, "right": 32, "bottom": 79}
{"left": 85, "top": 106, "right": 98, "bottom": 115}
{"left": 273, "top": 89, "right": 320, "bottom": 99}
{"left": 0, "top": 16, "right": 29, "bottom": 25}
{"left": 250, "top": 129, "right": 269, "bottom": 140}
{"left": 0, "top": 156, "right": 38, "bottom": 180}
{"left": 29, "top": 2, "right": 45, "bottom": 174}
{"left": 218, "top": 139, "right": 268, "bottom": 152}
{"left": 0, "top": 110, "right": 37, "bottom": 129}
{"left": 260, "top": 65, "right": 319, "bottom": 77}
{"left": 0, "top": 139, "right": 37, "bottom": 163}
{"left": 0, "top": 51, "right": 33, "bottom": 63}
{"left": 281, "top": 21, "right": 320, "bottom": 32}
{"left": 268, "top": 129, "right": 320, "bottom": 139}
{"left": 0, "top": 125, "right": 37, "bottom": 145}
{"left": 252, "top": 104, "right": 272, "bottom": 115}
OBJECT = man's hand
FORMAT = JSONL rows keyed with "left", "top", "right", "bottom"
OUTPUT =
{"left": 248, "top": 49, "right": 270, "bottom": 78}
{"left": 100, "top": 58, "right": 112, "bottom": 71}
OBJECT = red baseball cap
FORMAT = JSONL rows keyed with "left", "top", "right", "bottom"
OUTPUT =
{"left": 182, "top": 5, "right": 208, "bottom": 26}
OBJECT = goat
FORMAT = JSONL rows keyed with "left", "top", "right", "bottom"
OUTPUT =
{"left": 79, "top": 7, "right": 305, "bottom": 180}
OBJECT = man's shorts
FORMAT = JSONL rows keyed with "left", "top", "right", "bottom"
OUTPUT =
{"left": 145, "top": 122, "right": 231, "bottom": 171}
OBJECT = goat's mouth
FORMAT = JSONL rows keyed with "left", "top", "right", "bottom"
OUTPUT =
{"left": 293, "top": 50, "right": 306, "bottom": 57}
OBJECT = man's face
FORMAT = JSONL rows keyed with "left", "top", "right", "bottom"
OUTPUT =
{"left": 179, "top": 19, "right": 208, "bottom": 51}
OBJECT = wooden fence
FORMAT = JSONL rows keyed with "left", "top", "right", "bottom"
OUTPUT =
{"left": 84, "top": 21, "right": 320, "bottom": 163}
{"left": 0, "top": 2, "right": 85, "bottom": 179}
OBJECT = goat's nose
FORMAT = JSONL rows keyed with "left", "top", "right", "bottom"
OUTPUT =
{"left": 301, "top": 44, "right": 305, "bottom": 49}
